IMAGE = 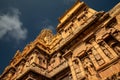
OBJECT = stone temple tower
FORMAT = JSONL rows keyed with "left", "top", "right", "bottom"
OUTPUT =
{"left": 0, "top": 0, "right": 120, "bottom": 80}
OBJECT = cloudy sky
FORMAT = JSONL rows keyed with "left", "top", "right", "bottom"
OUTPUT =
{"left": 0, "top": 0, "right": 120, "bottom": 74}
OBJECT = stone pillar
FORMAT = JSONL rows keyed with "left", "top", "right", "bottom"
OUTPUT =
{"left": 89, "top": 39, "right": 110, "bottom": 63}
{"left": 69, "top": 58, "right": 77, "bottom": 80}
{"left": 63, "top": 50, "right": 77, "bottom": 80}
{"left": 77, "top": 58, "right": 86, "bottom": 78}
{"left": 88, "top": 51, "right": 99, "bottom": 70}
{"left": 83, "top": 57, "right": 96, "bottom": 76}
{"left": 92, "top": 47, "right": 105, "bottom": 66}
{"left": 72, "top": 58, "right": 86, "bottom": 79}
{"left": 83, "top": 57, "right": 99, "bottom": 80}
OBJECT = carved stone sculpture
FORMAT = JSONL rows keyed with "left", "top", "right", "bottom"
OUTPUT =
{"left": 17, "top": 61, "right": 25, "bottom": 74}
{"left": 1, "top": 1, "right": 120, "bottom": 80}
{"left": 83, "top": 57, "right": 96, "bottom": 76}
{"left": 83, "top": 57, "right": 100, "bottom": 80}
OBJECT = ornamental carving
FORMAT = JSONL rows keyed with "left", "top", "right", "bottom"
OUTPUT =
{"left": 1, "top": 1, "right": 120, "bottom": 80}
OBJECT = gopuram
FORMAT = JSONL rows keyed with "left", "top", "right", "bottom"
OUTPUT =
{"left": 0, "top": 1, "right": 120, "bottom": 80}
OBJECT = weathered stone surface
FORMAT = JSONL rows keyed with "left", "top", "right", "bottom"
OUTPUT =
{"left": 0, "top": 1, "right": 120, "bottom": 80}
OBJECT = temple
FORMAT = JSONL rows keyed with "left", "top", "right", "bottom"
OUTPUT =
{"left": 0, "top": 0, "right": 120, "bottom": 80}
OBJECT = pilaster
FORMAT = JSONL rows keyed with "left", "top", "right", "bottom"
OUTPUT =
{"left": 63, "top": 50, "right": 77, "bottom": 80}
{"left": 89, "top": 38, "right": 110, "bottom": 63}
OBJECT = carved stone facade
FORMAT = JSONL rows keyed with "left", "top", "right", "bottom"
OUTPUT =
{"left": 0, "top": 1, "right": 120, "bottom": 80}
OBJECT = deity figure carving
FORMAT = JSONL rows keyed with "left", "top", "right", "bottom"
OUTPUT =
{"left": 82, "top": 57, "right": 100, "bottom": 80}
{"left": 44, "top": 36, "right": 50, "bottom": 44}
{"left": 38, "top": 56, "right": 43, "bottom": 65}
{"left": 25, "top": 58, "right": 30, "bottom": 67}
{"left": 99, "top": 41, "right": 114, "bottom": 59}
{"left": 17, "top": 61, "right": 25, "bottom": 74}
{"left": 38, "top": 29, "right": 53, "bottom": 44}
{"left": 50, "top": 58, "right": 55, "bottom": 68}
{"left": 83, "top": 57, "right": 96, "bottom": 76}
{"left": 26, "top": 61, "right": 30, "bottom": 67}
{"left": 55, "top": 53, "right": 62, "bottom": 64}
{"left": 49, "top": 53, "right": 61, "bottom": 69}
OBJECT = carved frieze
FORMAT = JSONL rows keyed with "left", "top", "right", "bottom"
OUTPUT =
{"left": 1, "top": 1, "right": 120, "bottom": 80}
